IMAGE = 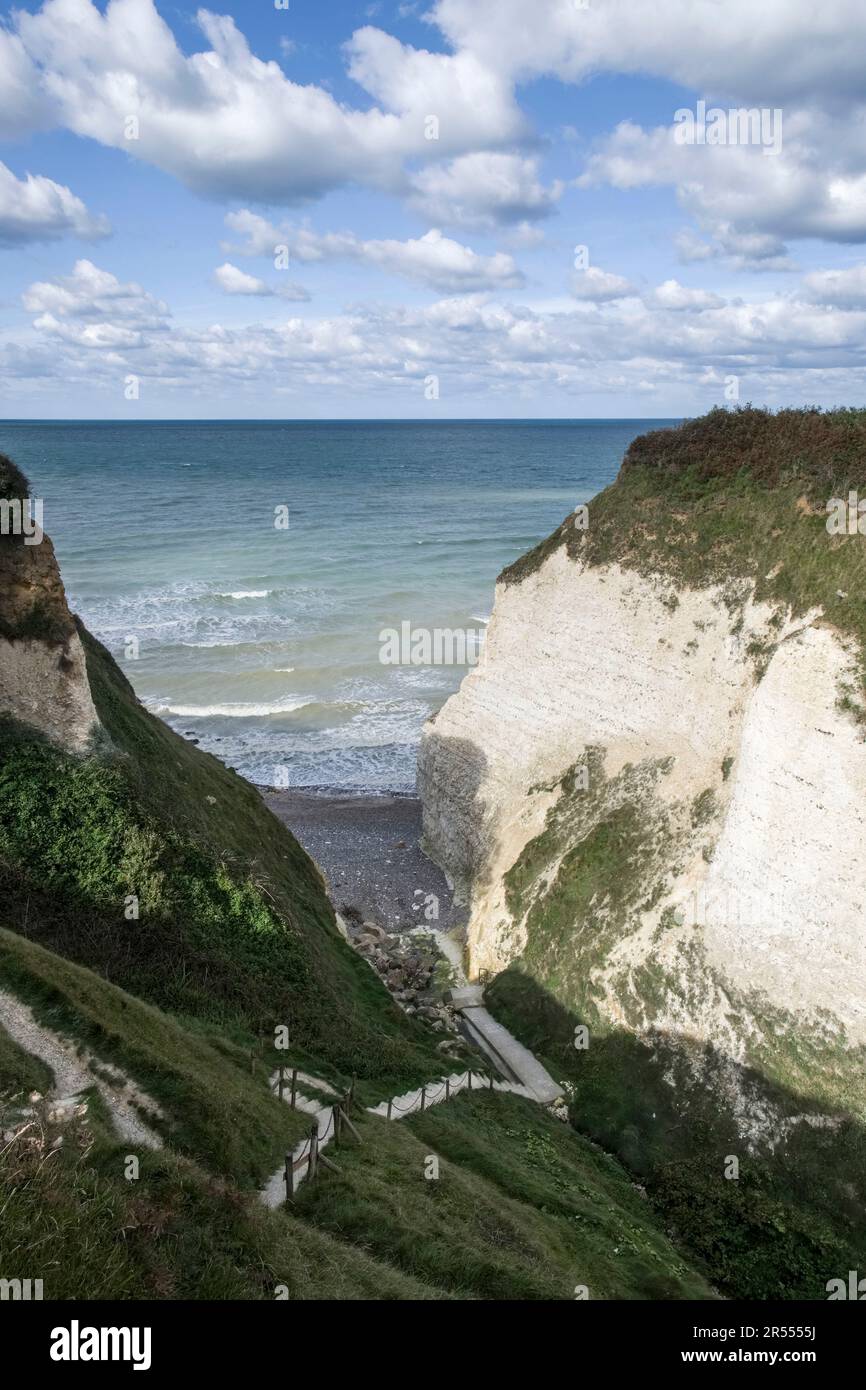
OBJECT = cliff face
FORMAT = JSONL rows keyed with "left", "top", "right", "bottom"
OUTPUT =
{"left": 418, "top": 410, "right": 866, "bottom": 1150}
{"left": 0, "top": 460, "right": 99, "bottom": 752}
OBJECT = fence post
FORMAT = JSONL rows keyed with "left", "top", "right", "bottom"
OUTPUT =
{"left": 249, "top": 1048, "right": 255, "bottom": 1075}
{"left": 333, "top": 1102, "right": 341, "bottom": 1145}
{"left": 420, "top": 1084, "right": 426, "bottom": 1113}
{"left": 445, "top": 1077, "right": 450, "bottom": 1101}
{"left": 290, "top": 1067, "right": 298, "bottom": 1109}
{"left": 278, "top": 1065, "right": 285, "bottom": 1102}
{"left": 489, "top": 1071, "right": 494, "bottom": 1090}
{"left": 284, "top": 1150, "right": 294, "bottom": 1203}
{"left": 308, "top": 1122, "right": 319, "bottom": 1181}
{"left": 387, "top": 1097, "right": 393, "bottom": 1120}
{"left": 468, "top": 1069, "right": 472, "bottom": 1091}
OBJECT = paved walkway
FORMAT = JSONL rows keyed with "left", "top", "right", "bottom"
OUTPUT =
{"left": 261, "top": 1066, "right": 541, "bottom": 1209}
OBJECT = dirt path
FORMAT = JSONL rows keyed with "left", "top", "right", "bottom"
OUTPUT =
{"left": 0, "top": 988, "right": 163, "bottom": 1149}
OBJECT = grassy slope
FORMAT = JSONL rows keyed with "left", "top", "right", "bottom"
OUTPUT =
{"left": 294, "top": 1090, "right": 715, "bottom": 1301}
{"left": 0, "top": 630, "right": 444, "bottom": 1094}
{"left": 0, "top": 604, "right": 717, "bottom": 1299}
{"left": 0, "top": 1093, "right": 445, "bottom": 1301}
{"left": 488, "top": 407, "right": 866, "bottom": 1298}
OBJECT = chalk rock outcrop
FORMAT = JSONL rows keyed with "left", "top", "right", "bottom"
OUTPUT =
{"left": 0, "top": 466, "right": 99, "bottom": 752}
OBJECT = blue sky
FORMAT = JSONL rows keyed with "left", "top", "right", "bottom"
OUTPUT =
{"left": 1, "top": 0, "right": 865, "bottom": 417}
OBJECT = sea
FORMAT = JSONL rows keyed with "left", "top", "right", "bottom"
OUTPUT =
{"left": 0, "top": 420, "right": 675, "bottom": 791}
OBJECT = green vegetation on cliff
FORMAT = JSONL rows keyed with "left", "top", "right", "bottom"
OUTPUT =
{"left": 503, "top": 406, "right": 866, "bottom": 694}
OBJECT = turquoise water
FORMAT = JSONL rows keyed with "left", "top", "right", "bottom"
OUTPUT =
{"left": 0, "top": 420, "right": 674, "bottom": 789}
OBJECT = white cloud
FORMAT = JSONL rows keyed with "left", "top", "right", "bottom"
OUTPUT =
{"left": 11, "top": 0, "right": 523, "bottom": 205}
{"left": 17, "top": 257, "right": 866, "bottom": 410}
{"left": 430, "top": 0, "right": 866, "bottom": 106}
{"left": 0, "top": 26, "right": 51, "bottom": 138}
{"left": 22, "top": 259, "right": 169, "bottom": 346}
{"left": 408, "top": 153, "right": 562, "bottom": 230}
{"left": 0, "top": 160, "right": 109, "bottom": 245}
{"left": 570, "top": 266, "right": 636, "bottom": 302}
{"left": 648, "top": 279, "right": 724, "bottom": 311}
{"left": 802, "top": 265, "right": 866, "bottom": 308}
{"left": 224, "top": 216, "right": 524, "bottom": 291}
{"left": 213, "top": 261, "right": 309, "bottom": 300}
{"left": 579, "top": 117, "right": 866, "bottom": 265}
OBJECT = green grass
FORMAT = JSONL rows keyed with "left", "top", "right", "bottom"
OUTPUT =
{"left": 0, "top": 1102, "right": 444, "bottom": 1301}
{"left": 502, "top": 409, "right": 866, "bottom": 699}
{"left": 0, "top": 630, "right": 444, "bottom": 1092}
{"left": 488, "top": 968, "right": 866, "bottom": 1300}
{"left": 293, "top": 1090, "right": 714, "bottom": 1300}
{"left": 0, "top": 928, "right": 310, "bottom": 1187}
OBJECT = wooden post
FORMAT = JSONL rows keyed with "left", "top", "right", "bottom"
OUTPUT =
{"left": 445, "top": 1077, "right": 450, "bottom": 1101}
{"left": 420, "top": 1084, "right": 426, "bottom": 1113}
{"left": 249, "top": 1048, "right": 255, "bottom": 1075}
{"left": 278, "top": 1065, "right": 285, "bottom": 1102}
{"left": 284, "top": 1150, "right": 294, "bottom": 1203}
{"left": 468, "top": 1069, "right": 472, "bottom": 1091}
{"left": 349, "top": 1076, "right": 357, "bottom": 1113}
{"left": 489, "top": 1071, "right": 494, "bottom": 1090}
{"left": 333, "top": 1102, "right": 341, "bottom": 1145}
{"left": 290, "top": 1067, "right": 298, "bottom": 1109}
{"left": 308, "top": 1123, "right": 319, "bottom": 1181}
{"left": 387, "top": 1097, "right": 393, "bottom": 1120}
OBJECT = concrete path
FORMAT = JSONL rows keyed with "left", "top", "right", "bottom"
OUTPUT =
{"left": 447, "top": 986, "right": 564, "bottom": 1104}
{"left": 261, "top": 1068, "right": 538, "bottom": 1209}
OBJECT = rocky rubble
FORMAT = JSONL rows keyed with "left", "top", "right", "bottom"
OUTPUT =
{"left": 345, "top": 917, "right": 469, "bottom": 1059}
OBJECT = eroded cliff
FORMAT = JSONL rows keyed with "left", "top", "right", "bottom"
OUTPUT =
{"left": 0, "top": 454, "right": 99, "bottom": 752}
{"left": 419, "top": 409, "right": 866, "bottom": 1164}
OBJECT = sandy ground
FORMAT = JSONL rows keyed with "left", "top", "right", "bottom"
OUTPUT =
{"left": 262, "top": 788, "right": 465, "bottom": 935}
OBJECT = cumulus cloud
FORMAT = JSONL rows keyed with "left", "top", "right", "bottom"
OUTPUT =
{"left": 213, "top": 262, "right": 309, "bottom": 300}
{"left": 579, "top": 117, "right": 866, "bottom": 265}
{"left": 23, "top": 259, "right": 169, "bottom": 347}
{"left": 430, "top": 0, "right": 866, "bottom": 106}
{"left": 11, "top": 0, "right": 523, "bottom": 205}
{"left": 802, "top": 265, "right": 866, "bottom": 308}
{"left": 18, "top": 258, "right": 866, "bottom": 411}
{"left": 223, "top": 215, "right": 524, "bottom": 291}
{"left": 0, "top": 26, "right": 52, "bottom": 138}
{"left": 0, "top": 160, "right": 109, "bottom": 246}
{"left": 7, "top": 0, "right": 866, "bottom": 265}
{"left": 407, "top": 153, "right": 562, "bottom": 230}
{"left": 570, "top": 266, "right": 636, "bottom": 302}
{"left": 648, "top": 279, "right": 724, "bottom": 311}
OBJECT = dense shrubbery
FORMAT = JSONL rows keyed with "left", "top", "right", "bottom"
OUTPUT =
{"left": 621, "top": 405, "right": 866, "bottom": 494}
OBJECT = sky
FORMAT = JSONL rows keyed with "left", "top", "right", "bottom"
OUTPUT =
{"left": 1, "top": 0, "right": 866, "bottom": 418}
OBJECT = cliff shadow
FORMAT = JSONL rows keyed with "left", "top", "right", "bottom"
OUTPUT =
{"left": 486, "top": 964, "right": 866, "bottom": 1301}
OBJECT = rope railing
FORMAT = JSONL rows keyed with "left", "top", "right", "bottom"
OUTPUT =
{"left": 279, "top": 1064, "right": 503, "bottom": 1203}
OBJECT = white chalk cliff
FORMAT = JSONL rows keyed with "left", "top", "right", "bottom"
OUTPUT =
{"left": 418, "top": 525, "right": 866, "bottom": 1132}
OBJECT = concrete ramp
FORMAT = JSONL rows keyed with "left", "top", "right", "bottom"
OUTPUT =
{"left": 447, "top": 987, "right": 564, "bottom": 1104}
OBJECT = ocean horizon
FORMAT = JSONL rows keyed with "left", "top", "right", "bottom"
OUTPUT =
{"left": 0, "top": 418, "right": 677, "bottom": 791}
